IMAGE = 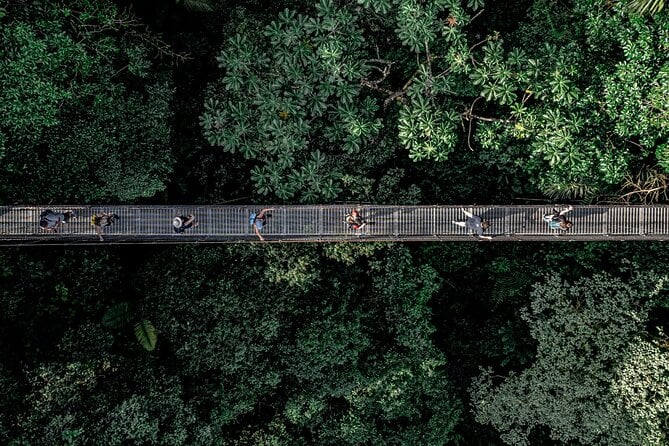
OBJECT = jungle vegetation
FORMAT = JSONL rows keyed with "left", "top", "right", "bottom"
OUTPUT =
{"left": 0, "top": 0, "right": 668, "bottom": 445}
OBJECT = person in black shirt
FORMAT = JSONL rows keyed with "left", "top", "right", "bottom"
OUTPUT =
{"left": 173, "top": 214, "right": 198, "bottom": 234}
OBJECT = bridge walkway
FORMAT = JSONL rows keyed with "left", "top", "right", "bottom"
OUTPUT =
{"left": 0, "top": 205, "right": 665, "bottom": 244}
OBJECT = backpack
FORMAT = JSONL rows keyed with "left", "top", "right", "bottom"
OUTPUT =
{"left": 39, "top": 210, "right": 53, "bottom": 228}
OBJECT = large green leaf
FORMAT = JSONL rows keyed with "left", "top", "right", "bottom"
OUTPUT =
{"left": 134, "top": 320, "right": 158, "bottom": 351}
{"left": 102, "top": 302, "right": 132, "bottom": 329}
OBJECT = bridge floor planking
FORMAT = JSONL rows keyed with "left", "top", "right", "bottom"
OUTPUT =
{"left": 0, "top": 205, "right": 668, "bottom": 243}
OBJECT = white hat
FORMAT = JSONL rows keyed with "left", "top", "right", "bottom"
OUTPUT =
{"left": 173, "top": 217, "right": 183, "bottom": 228}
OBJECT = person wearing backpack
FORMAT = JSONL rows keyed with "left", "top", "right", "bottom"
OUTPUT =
{"left": 39, "top": 210, "right": 75, "bottom": 233}
{"left": 543, "top": 205, "right": 574, "bottom": 231}
{"left": 91, "top": 212, "right": 119, "bottom": 241}
{"left": 250, "top": 208, "right": 274, "bottom": 241}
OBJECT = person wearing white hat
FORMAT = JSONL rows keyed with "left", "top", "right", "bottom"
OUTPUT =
{"left": 173, "top": 214, "right": 198, "bottom": 233}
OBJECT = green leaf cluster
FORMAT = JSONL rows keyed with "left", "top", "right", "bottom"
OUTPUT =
{"left": 201, "top": 1, "right": 382, "bottom": 201}
{"left": 128, "top": 244, "right": 461, "bottom": 445}
{"left": 0, "top": 0, "right": 175, "bottom": 202}
{"left": 471, "top": 272, "right": 669, "bottom": 446}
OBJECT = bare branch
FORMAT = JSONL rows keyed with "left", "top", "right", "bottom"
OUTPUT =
{"left": 468, "top": 37, "right": 490, "bottom": 67}
{"left": 383, "top": 89, "right": 408, "bottom": 108}
{"left": 470, "top": 9, "right": 485, "bottom": 23}
{"left": 361, "top": 79, "right": 394, "bottom": 96}
{"left": 365, "top": 59, "right": 395, "bottom": 65}
{"left": 466, "top": 97, "right": 483, "bottom": 151}
{"left": 617, "top": 166, "right": 669, "bottom": 204}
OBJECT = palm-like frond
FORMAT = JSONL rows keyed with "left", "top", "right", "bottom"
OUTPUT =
{"left": 626, "top": 0, "right": 665, "bottom": 15}
{"left": 102, "top": 302, "right": 133, "bottom": 329}
{"left": 544, "top": 182, "right": 597, "bottom": 202}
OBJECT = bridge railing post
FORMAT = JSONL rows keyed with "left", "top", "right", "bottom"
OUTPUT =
{"left": 281, "top": 206, "right": 286, "bottom": 237}
{"left": 393, "top": 207, "right": 400, "bottom": 237}
{"left": 245, "top": 207, "right": 250, "bottom": 237}
{"left": 319, "top": 206, "right": 323, "bottom": 241}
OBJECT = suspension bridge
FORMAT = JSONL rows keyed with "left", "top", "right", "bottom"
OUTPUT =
{"left": 0, "top": 205, "right": 667, "bottom": 245}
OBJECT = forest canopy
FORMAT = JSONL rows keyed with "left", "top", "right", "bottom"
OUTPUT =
{"left": 201, "top": 0, "right": 669, "bottom": 202}
{"left": 1, "top": 0, "right": 669, "bottom": 445}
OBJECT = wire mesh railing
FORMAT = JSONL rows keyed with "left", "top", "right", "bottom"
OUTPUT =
{"left": 0, "top": 205, "right": 668, "bottom": 244}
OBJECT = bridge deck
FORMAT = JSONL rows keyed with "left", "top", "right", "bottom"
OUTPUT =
{"left": 0, "top": 205, "right": 666, "bottom": 244}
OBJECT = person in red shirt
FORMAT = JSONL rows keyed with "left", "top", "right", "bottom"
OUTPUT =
{"left": 345, "top": 208, "right": 366, "bottom": 230}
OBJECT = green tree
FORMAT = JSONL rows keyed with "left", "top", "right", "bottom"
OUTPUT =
{"left": 202, "top": 0, "right": 668, "bottom": 201}
{"left": 201, "top": 1, "right": 381, "bottom": 201}
{"left": 354, "top": 0, "right": 668, "bottom": 199}
{"left": 133, "top": 244, "right": 461, "bottom": 445}
{"left": 476, "top": 0, "right": 669, "bottom": 199}
{"left": 470, "top": 272, "right": 669, "bottom": 446}
{"left": 0, "top": 0, "right": 178, "bottom": 202}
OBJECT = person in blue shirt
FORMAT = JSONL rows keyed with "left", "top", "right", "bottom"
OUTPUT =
{"left": 250, "top": 208, "right": 274, "bottom": 241}
{"left": 543, "top": 205, "right": 573, "bottom": 231}
{"left": 452, "top": 208, "right": 492, "bottom": 239}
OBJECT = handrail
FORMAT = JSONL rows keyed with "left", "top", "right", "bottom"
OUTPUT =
{"left": 0, "top": 205, "right": 667, "bottom": 244}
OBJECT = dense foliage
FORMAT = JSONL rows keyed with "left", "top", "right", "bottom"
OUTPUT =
{"left": 471, "top": 272, "right": 669, "bottom": 445}
{"left": 0, "top": 245, "right": 462, "bottom": 445}
{"left": 201, "top": 0, "right": 669, "bottom": 201}
{"left": 1, "top": 0, "right": 669, "bottom": 445}
{"left": 0, "top": 0, "right": 176, "bottom": 202}
{"left": 2, "top": 242, "right": 669, "bottom": 445}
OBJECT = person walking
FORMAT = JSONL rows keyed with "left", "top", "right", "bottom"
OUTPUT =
{"left": 543, "top": 205, "right": 574, "bottom": 231}
{"left": 452, "top": 208, "right": 492, "bottom": 239}
{"left": 345, "top": 208, "right": 367, "bottom": 231}
{"left": 173, "top": 214, "right": 198, "bottom": 234}
{"left": 91, "top": 212, "right": 119, "bottom": 241}
{"left": 39, "top": 210, "right": 75, "bottom": 233}
{"left": 250, "top": 208, "right": 274, "bottom": 241}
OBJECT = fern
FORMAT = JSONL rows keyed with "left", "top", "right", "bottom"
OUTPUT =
{"left": 178, "top": 0, "right": 214, "bottom": 12}
{"left": 102, "top": 302, "right": 132, "bottom": 329}
{"left": 544, "top": 182, "right": 597, "bottom": 202}
{"left": 492, "top": 273, "right": 532, "bottom": 306}
{"left": 134, "top": 319, "right": 158, "bottom": 351}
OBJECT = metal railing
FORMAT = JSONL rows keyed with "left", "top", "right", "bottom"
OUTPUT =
{"left": 0, "top": 205, "right": 667, "bottom": 245}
